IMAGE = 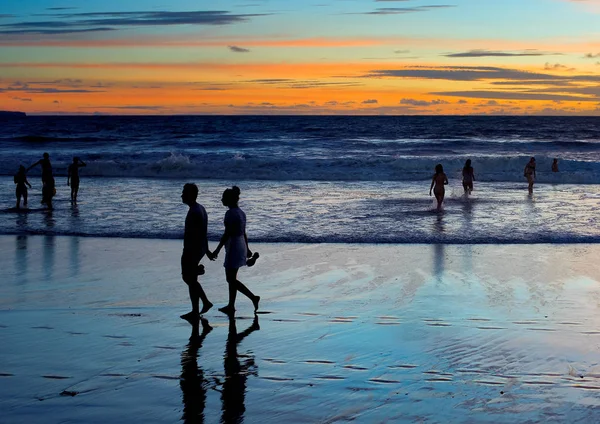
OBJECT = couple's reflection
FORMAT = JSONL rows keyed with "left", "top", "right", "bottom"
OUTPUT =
{"left": 180, "top": 315, "right": 260, "bottom": 424}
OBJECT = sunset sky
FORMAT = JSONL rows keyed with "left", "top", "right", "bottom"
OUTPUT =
{"left": 1, "top": 0, "right": 600, "bottom": 115}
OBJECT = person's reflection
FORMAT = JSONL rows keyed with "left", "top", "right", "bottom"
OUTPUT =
{"left": 221, "top": 315, "right": 260, "bottom": 424}
{"left": 43, "top": 235, "right": 55, "bottom": 282}
{"left": 433, "top": 243, "right": 445, "bottom": 283}
{"left": 44, "top": 209, "right": 55, "bottom": 229}
{"left": 180, "top": 317, "right": 213, "bottom": 423}
{"left": 15, "top": 235, "right": 28, "bottom": 286}
{"left": 69, "top": 236, "right": 80, "bottom": 277}
{"left": 433, "top": 213, "right": 445, "bottom": 234}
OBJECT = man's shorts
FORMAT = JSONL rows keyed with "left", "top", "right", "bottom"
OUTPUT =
{"left": 181, "top": 250, "right": 205, "bottom": 280}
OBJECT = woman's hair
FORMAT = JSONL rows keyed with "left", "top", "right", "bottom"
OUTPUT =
{"left": 464, "top": 159, "right": 471, "bottom": 168}
{"left": 435, "top": 164, "right": 443, "bottom": 174}
{"left": 222, "top": 185, "right": 241, "bottom": 207}
{"left": 19, "top": 165, "right": 25, "bottom": 172}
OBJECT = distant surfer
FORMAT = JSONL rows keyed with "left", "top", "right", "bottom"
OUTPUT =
{"left": 552, "top": 158, "right": 559, "bottom": 173}
{"left": 429, "top": 164, "right": 448, "bottom": 211}
{"left": 524, "top": 157, "right": 536, "bottom": 194}
{"left": 462, "top": 159, "right": 475, "bottom": 195}
{"left": 180, "top": 183, "right": 214, "bottom": 321}
{"left": 67, "top": 156, "right": 86, "bottom": 203}
{"left": 14, "top": 165, "right": 32, "bottom": 209}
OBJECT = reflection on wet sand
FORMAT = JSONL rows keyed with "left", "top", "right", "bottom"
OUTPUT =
{"left": 221, "top": 315, "right": 260, "bottom": 424}
{"left": 180, "top": 318, "right": 213, "bottom": 424}
{"left": 15, "top": 235, "right": 28, "bottom": 286}
{"left": 43, "top": 235, "right": 55, "bottom": 282}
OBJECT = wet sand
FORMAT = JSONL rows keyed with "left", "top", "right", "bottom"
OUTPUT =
{"left": 1, "top": 236, "right": 600, "bottom": 423}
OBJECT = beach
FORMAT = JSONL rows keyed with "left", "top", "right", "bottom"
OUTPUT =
{"left": 2, "top": 235, "right": 600, "bottom": 422}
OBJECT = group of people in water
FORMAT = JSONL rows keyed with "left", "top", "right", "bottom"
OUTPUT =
{"left": 13, "top": 152, "right": 86, "bottom": 209}
{"left": 429, "top": 157, "right": 559, "bottom": 211}
{"left": 180, "top": 183, "right": 260, "bottom": 321}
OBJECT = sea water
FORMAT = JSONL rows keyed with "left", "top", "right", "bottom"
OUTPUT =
{"left": 1, "top": 115, "right": 599, "bottom": 243}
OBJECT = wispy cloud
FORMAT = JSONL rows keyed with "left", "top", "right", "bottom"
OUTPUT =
{"left": 444, "top": 49, "right": 560, "bottom": 58}
{"left": 363, "top": 5, "right": 455, "bottom": 15}
{"left": 362, "top": 99, "right": 378, "bottom": 104}
{"left": 229, "top": 45, "right": 250, "bottom": 53}
{"left": 400, "top": 98, "right": 448, "bottom": 106}
{"left": 0, "top": 10, "right": 267, "bottom": 35}
{"left": 429, "top": 90, "right": 597, "bottom": 102}
{"left": 366, "top": 66, "right": 600, "bottom": 82}
{"left": 544, "top": 62, "right": 574, "bottom": 71}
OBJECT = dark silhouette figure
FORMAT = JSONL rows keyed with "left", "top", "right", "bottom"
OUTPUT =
{"left": 524, "top": 157, "right": 536, "bottom": 194}
{"left": 181, "top": 183, "right": 214, "bottom": 320}
{"left": 462, "top": 159, "right": 475, "bottom": 195}
{"left": 552, "top": 158, "right": 559, "bottom": 173}
{"left": 14, "top": 165, "right": 32, "bottom": 209}
{"left": 28, "top": 153, "right": 54, "bottom": 209}
{"left": 180, "top": 317, "right": 213, "bottom": 424}
{"left": 27, "top": 152, "right": 53, "bottom": 184}
{"left": 42, "top": 176, "right": 56, "bottom": 210}
{"left": 429, "top": 164, "right": 449, "bottom": 211}
{"left": 212, "top": 186, "right": 260, "bottom": 315}
{"left": 221, "top": 315, "right": 260, "bottom": 424}
{"left": 67, "top": 157, "right": 86, "bottom": 203}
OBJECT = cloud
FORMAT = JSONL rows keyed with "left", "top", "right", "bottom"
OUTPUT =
{"left": 247, "top": 78, "right": 363, "bottom": 89}
{"left": 400, "top": 98, "right": 449, "bottom": 106}
{"left": 429, "top": 90, "right": 598, "bottom": 102}
{"left": 457, "top": 100, "right": 468, "bottom": 104}
{"left": 544, "top": 62, "right": 574, "bottom": 71}
{"left": 444, "top": 49, "right": 559, "bottom": 58}
{"left": 80, "top": 105, "right": 165, "bottom": 110}
{"left": 394, "top": 49, "right": 410, "bottom": 54}
{"left": 366, "top": 65, "right": 600, "bottom": 82}
{"left": 584, "top": 53, "right": 600, "bottom": 58}
{"left": 0, "top": 10, "right": 266, "bottom": 35}
{"left": 11, "top": 96, "right": 32, "bottom": 101}
{"left": 363, "top": 5, "right": 455, "bottom": 15}
{"left": 2, "top": 81, "right": 103, "bottom": 94}
{"left": 228, "top": 45, "right": 250, "bottom": 53}
{"left": 362, "top": 99, "right": 378, "bottom": 104}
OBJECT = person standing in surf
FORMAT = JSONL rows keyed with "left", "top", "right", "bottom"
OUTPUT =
{"left": 430, "top": 164, "right": 449, "bottom": 211}
{"left": 552, "top": 158, "right": 559, "bottom": 173}
{"left": 67, "top": 156, "right": 86, "bottom": 203}
{"left": 212, "top": 186, "right": 260, "bottom": 315}
{"left": 28, "top": 152, "right": 54, "bottom": 208}
{"left": 180, "top": 183, "right": 214, "bottom": 321}
{"left": 14, "top": 165, "right": 32, "bottom": 209}
{"left": 27, "top": 152, "right": 53, "bottom": 185}
{"left": 524, "top": 157, "right": 536, "bottom": 194}
{"left": 462, "top": 159, "right": 475, "bottom": 195}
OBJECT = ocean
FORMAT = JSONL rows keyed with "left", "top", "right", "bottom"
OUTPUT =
{"left": 1, "top": 115, "right": 599, "bottom": 243}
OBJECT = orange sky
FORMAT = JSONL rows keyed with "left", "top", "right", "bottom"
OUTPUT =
{"left": 1, "top": 0, "right": 600, "bottom": 115}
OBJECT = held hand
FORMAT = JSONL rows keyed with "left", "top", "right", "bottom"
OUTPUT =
{"left": 247, "top": 249, "right": 253, "bottom": 258}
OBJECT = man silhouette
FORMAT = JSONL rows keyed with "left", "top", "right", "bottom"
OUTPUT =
{"left": 180, "top": 183, "right": 214, "bottom": 320}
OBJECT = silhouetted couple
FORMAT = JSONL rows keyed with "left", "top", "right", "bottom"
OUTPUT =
{"left": 180, "top": 183, "right": 260, "bottom": 320}
{"left": 180, "top": 314, "right": 259, "bottom": 423}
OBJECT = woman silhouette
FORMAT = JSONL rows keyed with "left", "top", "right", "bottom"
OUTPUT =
{"left": 212, "top": 186, "right": 260, "bottom": 315}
